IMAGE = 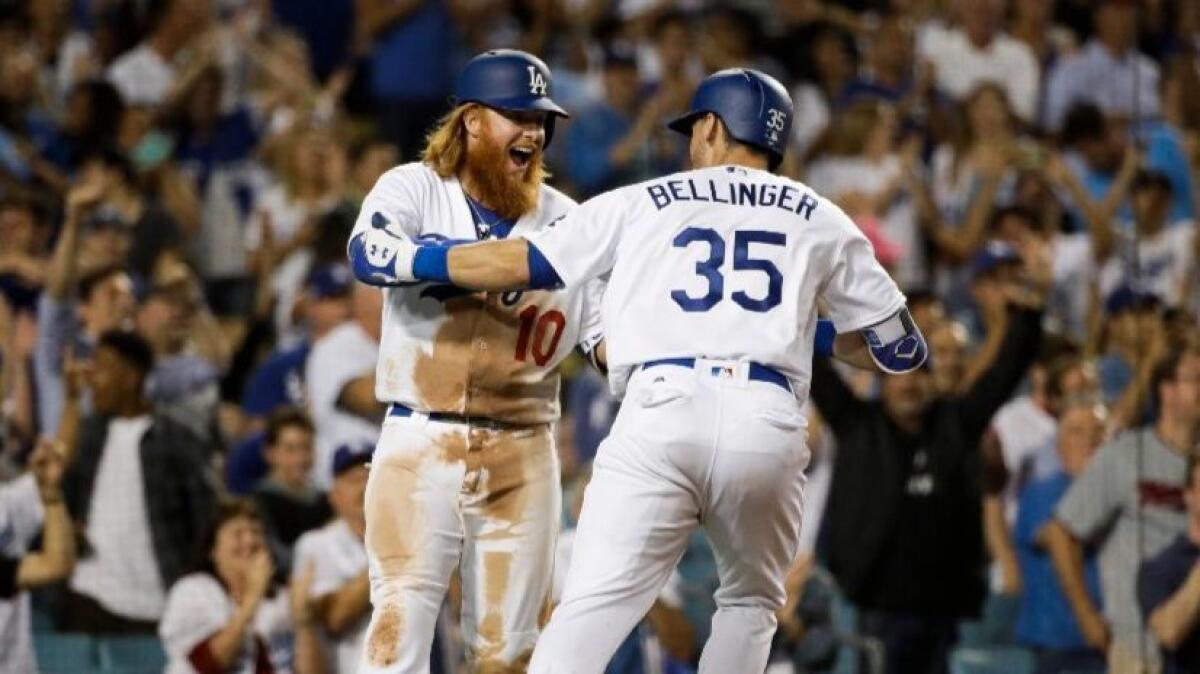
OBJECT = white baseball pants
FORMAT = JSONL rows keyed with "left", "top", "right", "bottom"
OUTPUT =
{"left": 359, "top": 412, "right": 561, "bottom": 674}
{"left": 530, "top": 360, "right": 809, "bottom": 674}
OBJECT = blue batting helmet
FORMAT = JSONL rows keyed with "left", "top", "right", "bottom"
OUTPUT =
{"left": 454, "top": 49, "right": 569, "bottom": 147}
{"left": 667, "top": 69, "right": 793, "bottom": 170}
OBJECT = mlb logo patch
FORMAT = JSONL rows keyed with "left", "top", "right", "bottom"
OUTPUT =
{"left": 711, "top": 366, "right": 735, "bottom": 379}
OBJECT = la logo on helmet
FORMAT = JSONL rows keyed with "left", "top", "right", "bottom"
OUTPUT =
{"left": 527, "top": 66, "right": 548, "bottom": 96}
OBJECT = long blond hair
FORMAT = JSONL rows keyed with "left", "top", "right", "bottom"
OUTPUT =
{"left": 421, "top": 104, "right": 472, "bottom": 178}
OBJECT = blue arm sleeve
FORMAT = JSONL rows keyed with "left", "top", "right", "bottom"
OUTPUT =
{"left": 527, "top": 242, "right": 565, "bottom": 290}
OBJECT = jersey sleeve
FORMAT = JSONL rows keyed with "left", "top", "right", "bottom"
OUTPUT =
{"left": 524, "top": 189, "right": 629, "bottom": 287}
{"left": 351, "top": 164, "right": 429, "bottom": 240}
{"left": 818, "top": 206, "right": 907, "bottom": 332}
{"left": 576, "top": 277, "right": 606, "bottom": 355}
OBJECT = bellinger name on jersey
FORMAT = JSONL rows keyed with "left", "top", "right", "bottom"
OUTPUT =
{"left": 646, "top": 176, "right": 820, "bottom": 220}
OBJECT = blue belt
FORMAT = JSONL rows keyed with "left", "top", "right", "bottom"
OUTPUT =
{"left": 386, "top": 403, "right": 523, "bottom": 430}
{"left": 642, "top": 358, "right": 792, "bottom": 393}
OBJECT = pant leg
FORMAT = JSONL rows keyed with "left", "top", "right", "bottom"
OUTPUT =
{"left": 458, "top": 424, "right": 562, "bottom": 673}
{"left": 530, "top": 369, "right": 710, "bottom": 674}
{"left": 698, "top": 382, "right": 809, "bottom": 674}
{"left": 360, "top": 417, "right": 468, "bottom": 674}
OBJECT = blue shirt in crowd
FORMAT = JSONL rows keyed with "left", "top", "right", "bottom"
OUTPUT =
{"left": 1014, "top": 472, "right": 1103, "bottom": 650}
{"left": 240, "top": 342, "right": 310, "bottom": 418}
{"left": 369, "top": 0, "right": 455, "bottom": 101}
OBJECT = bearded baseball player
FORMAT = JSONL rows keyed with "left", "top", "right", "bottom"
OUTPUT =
{"left": 358, "top": 68, "right": 929, "bottom": 673}
{"left": 346, "top": 50, "right": 603, "bottom": 673}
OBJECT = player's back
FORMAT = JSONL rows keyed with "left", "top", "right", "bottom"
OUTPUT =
{"left": 597, "top": 165, "right": 901, "bottom": 396}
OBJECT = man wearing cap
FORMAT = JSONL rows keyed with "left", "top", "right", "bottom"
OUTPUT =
{"left": 346, "top": 50, "right": 604, "bottom": 672}
{"left": 1099, "top": 169, "right": 1197, "bottom": 311}
{"left": 292, "top": 443, "right": 373, "bottom": 674}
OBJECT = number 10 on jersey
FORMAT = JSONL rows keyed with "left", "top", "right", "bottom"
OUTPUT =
{"left": 671, "top": 227, "right": 786, "bottom": 312}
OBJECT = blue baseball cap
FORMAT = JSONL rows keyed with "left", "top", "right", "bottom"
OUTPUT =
{"left": 969, "top": 240, "right": 1022, "bottom": 279}
{"left": 332, "top": 443, "right": 374, "bottom": 477}
{"left": 305, "top": 264, "right": 354, "bottom": 299}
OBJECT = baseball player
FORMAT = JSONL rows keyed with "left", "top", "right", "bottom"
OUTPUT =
{"left": 357, "top": 69, "right": 927, "bottom": 673}
{"left": 345, "top": 50, "right": 603, "bottom": 672}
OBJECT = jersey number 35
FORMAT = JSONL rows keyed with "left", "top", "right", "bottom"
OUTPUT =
{"left": 671, "top": 227, "right": 785, "bottom": 313}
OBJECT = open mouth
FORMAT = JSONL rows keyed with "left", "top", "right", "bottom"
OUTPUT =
{"left": 508, "top": 145, "right": 535, "bottom": 169}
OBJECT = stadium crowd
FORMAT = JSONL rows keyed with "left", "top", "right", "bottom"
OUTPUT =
{"left": 0, "top": 0, "right": 1197, "bottom": 673}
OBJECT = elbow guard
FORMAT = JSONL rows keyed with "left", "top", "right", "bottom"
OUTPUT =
{"left": 861, "top": 307, "right": 928, "bottom": 374}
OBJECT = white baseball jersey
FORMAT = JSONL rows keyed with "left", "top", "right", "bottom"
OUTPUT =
{"left": 352, "top": 162, "right": 603, "bottom": 424}
{"left": 526, "top": 164, "right": 906, "bottom": 399}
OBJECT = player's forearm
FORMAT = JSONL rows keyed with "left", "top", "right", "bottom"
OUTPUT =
{"left": 830, "top": 332, "right": 875, "bottom": 370}
{"left": 446, "top": 240, "right": 532, "bottom": 291}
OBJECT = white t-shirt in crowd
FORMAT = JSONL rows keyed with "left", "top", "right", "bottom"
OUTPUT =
{"left": 0, "top": 475, "right": 44, "bottom": 674}
{"left": 1048, "top": 232, "right": 1098, "bottom": 340}
{"left": 917, "top": 24, "right": 1039, "bottom": 121}
{"left": 306, "top": 322, "right": 380, "bottom": 489}
{"left": 159, "top": 573, "right": 294, "bottom": 674}
{"left": 293, "top": 519, "right": 368, "bottom": 673}
{"left": 70, "top": 415, "right": 165, "bottom": 621}
{"left": 107, "top": 44, "right": 175, "bottom": 107}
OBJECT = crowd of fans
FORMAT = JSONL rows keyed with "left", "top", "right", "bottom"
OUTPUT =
{"left": 0, "top": 0, "right": 1197, "bottom": 673}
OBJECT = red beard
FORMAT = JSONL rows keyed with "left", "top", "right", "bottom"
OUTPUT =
{"left": 462, "top": 133, "right": 543, "bottom": 221}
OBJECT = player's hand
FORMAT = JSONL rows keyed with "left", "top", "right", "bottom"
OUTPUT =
{"left": 1078, "top": 609, "right": 1110, "bottom": 652}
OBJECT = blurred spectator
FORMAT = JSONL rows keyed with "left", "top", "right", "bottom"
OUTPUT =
{"left": 106, "top": 0, "right": 212, "bottom": 108}
{"left": 1013, "top": 403, "right": 1109, "bottom": 674}
{"left": 0, "top": 193, "right": 49, "bottom": 315}
{"left": 159, "top": 497, "right": 321, "bottom": 674}
{"left": 0, "top": 296, "right": 36, "bottom": 470}
{"left": 358, "top": 0, "right": 457, "bottom": 159}
{"left": 564, "top": 43, "right": 682, "bottom": 198}
{"left": 138, "top": 260, "right": 228, "bottom": 444}
{"left": 34, "top": 171, "right": 138, "bottom": 434}
{"left": 293, "top": 444, "right": 372, "bottom": 674}
{"left": 253, "top": 408, "right": 331, "bottom": 576}
{"left": 1100, "top": 169, "right": 1198, "bottom": 308}
{"left": 61, "top": 330, "right": 217, "bottom": 633}
{"left": 304, "top": 282, "right": 381, "bottom": 489}
{"left": 806, "top": 101, "right": 922, "bottom": 287}
{"left": 1045, "top": 348, "right": 1200, "bottom": 673}
{"left": 0, "top": 436, "right": 76, "bottom": 674}
{"left": 250, "top": 126, "right": 344, "bottom": 347}
{"left": 345, "top": 139, "right": 400, "bottom": 208}
{"left": 271, "top": 0, "right": 355, "bottom": 83}
{"left": 811, "top": 253, "right": 1045, "bottom": 674}
{"left": 1096, "top": 286, "right": 1169, "bottom": 429}
{"left": 917, "top": 0, "right": 1039, "bottom": 122}
{"left": 1044, "top": 0, "right": 1160, "bottom": 132}
{"left": 48, "top": 79, "right": 126, "bottom": 172}
{"left": 1140, "top": 455, "right": 1200, "bottom": 674}
{"left": 790, "top": 23, "right": 858, "bottom": 158}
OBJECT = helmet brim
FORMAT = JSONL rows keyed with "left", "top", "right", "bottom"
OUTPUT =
{"left": 666, "top": 111, "right": 706, "bottom": 136}
{"left": 462, "top": 96, "right": 570, "bottom": 119}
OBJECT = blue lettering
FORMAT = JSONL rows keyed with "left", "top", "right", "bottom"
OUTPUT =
{"left": 759, "top": 184, "right": 778, "bottom": 207}
{"left": 777, "top": 186, "right": 796, "bottom": 212}
{"left": 709, "top": 180, "right": 729, "bottom": 204}
{"left": 737, "top": 183, "right": 756, "bottom": 207}
{"left": 687, "top": 179, "right": 709, "bottom": 202}
{"left": 668, "top": 180, "right": 690, "bottom": 201}
{"left": 796, "top": 192, "right": 818, "bottom": 220}
{"left": 648, "top": 184, "right": 671, "bottom": 210}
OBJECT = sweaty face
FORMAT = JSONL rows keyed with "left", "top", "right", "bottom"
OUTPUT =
{"left": 463, "top": 107, "right": 546, "bottom": 220}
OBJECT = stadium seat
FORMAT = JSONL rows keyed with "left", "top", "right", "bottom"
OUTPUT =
{"left": 34, "top": 632, "right": 100, "bottom": 674}
{"left": 98, "top": 635, "right": 169, "bottom": 673}
{"left": 949, "top": 646, "right": 1036, "bottom": 674}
